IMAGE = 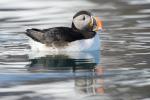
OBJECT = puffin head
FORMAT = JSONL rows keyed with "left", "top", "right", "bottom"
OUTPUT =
{"left": 72, "top": 11, "right": 103, "bottom": 32}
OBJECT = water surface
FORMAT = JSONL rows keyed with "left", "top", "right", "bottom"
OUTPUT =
{"left": 0, "top": 0, "right": 150, "bottom": 100}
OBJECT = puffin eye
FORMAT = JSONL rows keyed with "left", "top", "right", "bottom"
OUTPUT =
{"left": 83, "top": 16, "right": 86, "bottom": 20}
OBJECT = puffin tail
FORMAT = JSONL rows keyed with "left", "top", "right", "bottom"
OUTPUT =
{"left": 25, "top": 28, "right": 44, "bottom": 43}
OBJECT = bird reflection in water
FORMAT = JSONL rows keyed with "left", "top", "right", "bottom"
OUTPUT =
{"left": 75, "top": 66, "right": 104, "bottom": 95}
{"left": 27, "top": 51, "right": 105, "bottom": 95}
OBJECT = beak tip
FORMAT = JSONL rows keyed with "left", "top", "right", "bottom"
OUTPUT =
{"left": 93, "top": 16, "right": 103, "bottom": 32}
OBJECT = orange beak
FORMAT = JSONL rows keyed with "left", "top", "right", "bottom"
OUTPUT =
{"left": 93, "top": 16, "right": 103, "bottom": 32}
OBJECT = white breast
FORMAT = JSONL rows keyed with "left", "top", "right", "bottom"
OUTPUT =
{"left": 29, "top": 34, "right": 100, "bottom": 52}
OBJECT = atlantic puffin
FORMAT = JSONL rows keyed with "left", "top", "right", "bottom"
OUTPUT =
{"left": 25, "top": 11, "right": 103, "bottom": 51}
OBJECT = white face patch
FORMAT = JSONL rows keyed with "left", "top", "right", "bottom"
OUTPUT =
{"left": 73, "top": 14, "right": 92, "bottom": 31}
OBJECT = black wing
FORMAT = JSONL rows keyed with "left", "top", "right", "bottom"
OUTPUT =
{"left": 25, "top": 27, "right": 85, "bottom": 46}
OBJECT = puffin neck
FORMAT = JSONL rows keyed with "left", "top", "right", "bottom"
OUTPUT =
{"left": 71, "top": 23, "right": 96, "bottom": 39}
{"left": 81, "top": 31, "right": 96, "bottom": 39}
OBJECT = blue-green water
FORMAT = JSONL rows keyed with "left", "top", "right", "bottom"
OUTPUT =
{"left": 0, "top": 0, "right": 150, "bottom": 100}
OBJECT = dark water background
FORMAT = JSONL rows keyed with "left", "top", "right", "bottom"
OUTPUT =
{"left": 0, "top": 0, "right": 150, "bottom": 100}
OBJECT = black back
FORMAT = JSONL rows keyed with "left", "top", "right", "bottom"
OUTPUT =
{"left": 26, "top": 27, "right": 96, "bottom": 47}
